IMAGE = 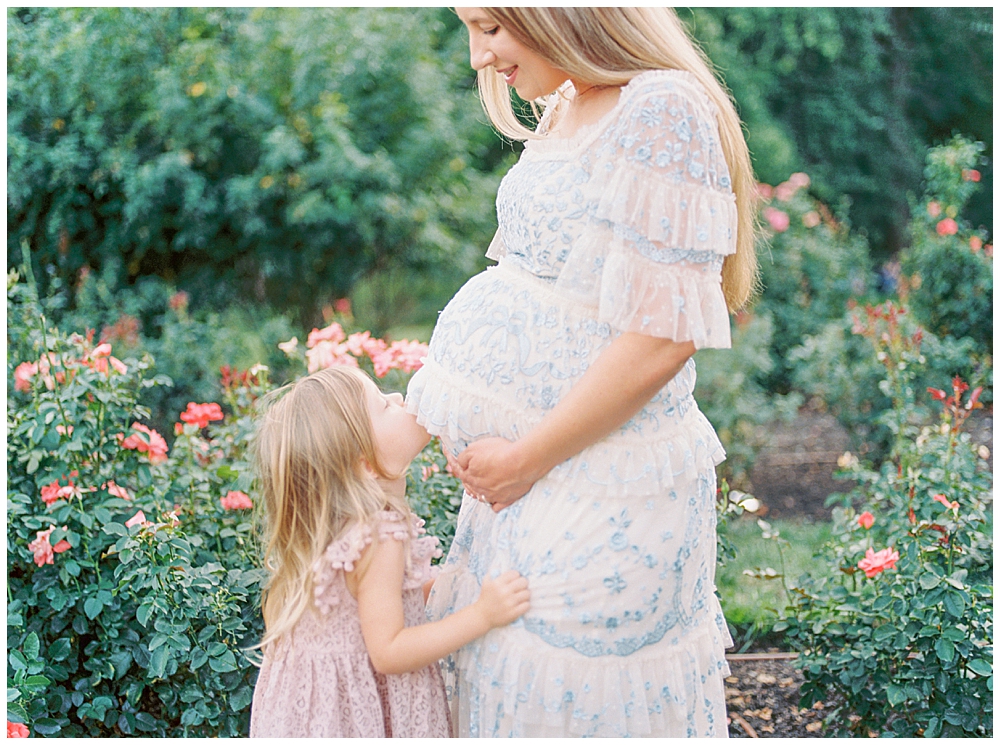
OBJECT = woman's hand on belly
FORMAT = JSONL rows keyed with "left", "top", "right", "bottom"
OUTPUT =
{"left": 452, "top": 333, "right": 696, "bottom": 511}
{"left": 450, "top": 437, "right": 537, "bottom": 512}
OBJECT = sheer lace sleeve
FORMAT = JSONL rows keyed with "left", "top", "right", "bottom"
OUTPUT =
{"left": 555, "top": 71, "right": 737, "bottom": 349}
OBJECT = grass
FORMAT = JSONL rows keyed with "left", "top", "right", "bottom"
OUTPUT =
{"left": 717, "top": 515, "right": 833, "bottom": 651}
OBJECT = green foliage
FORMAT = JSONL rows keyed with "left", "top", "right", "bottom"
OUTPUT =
{"left": 7, "top": 274, "right": 266, "bottom": 736}
{"left": 751, "top": 173, "right": 874, "bottom": 393}
{"left": 778, "top": 303, "right": 993, "bottom": 737}
{"left": 695, "top": 313, "right": 802, "bottom": 487}
{"left": 903, "top": 136, "right": 993, "bottom": 346}
{"left": 8, "top": 7, "right": 500, "bottom": 325}
{"left": 406, "top": 444, "right": 464, "bottom": 561}
{"left": 685, "top": 7, "right": 993, "bottom": 256}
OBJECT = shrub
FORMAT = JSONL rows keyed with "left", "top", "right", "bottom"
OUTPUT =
{"left": 779, "top": 301, "right": 993, "bottom": 737}
{"left": 902, "top": 136, "right": 992, "bottom": 347}
{"left": 7, "top": 271, "right": 266, "bottom": 736}
{"left": 752, "top": 172, "right": 874, "bottom": 393}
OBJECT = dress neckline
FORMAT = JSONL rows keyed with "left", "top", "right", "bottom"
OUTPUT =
{"left": 527, "top": 68, "right": 697, "bottom": 156}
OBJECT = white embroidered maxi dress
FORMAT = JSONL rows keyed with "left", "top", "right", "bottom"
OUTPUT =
{"left": 405, "top": 70, "right": 735, "bottom": 738}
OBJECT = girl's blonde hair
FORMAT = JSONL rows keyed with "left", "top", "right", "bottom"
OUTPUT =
{"left": 252, "top": 366, "right": 409, "bottom": 649}
{"left": 476, "top": 7, "right": 759, "bottom": 310}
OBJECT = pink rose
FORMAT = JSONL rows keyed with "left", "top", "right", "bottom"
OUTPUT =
{"left": 932, "top": 493, "right": 958, "bottom": 511}
{"left": 775, "top": 182, "right": 796, "bottom": 202}
{"left": 28, "top": 527, "right": 71, "bottom": 567}
{"left": 787, "top": 172, "right": 810, "bottom": 189}
{"left": 334, "top": 298, "right": 352, "bottom": 315}
{"left": 13, "top": 361, "right": 38, "bottom": 392}
{"left": 763, "top": 207, "right": 790, "bottom": 233}
{"left": 305, "top": 341, "right": 359, "bottom": 373}
{"left": 306, "top": 322, "right": 346, "bottom": 348}
{"left": 756, "top": 183, "right": 773, "bottom": 201}
{"left": 962, "top": 169, "right": 981, "bottom": 182}
{"left": 40, "top": 480, "right": 62, "bottom": 506}
{"left": 220, "top": 491, "right": 253, "bottom": 510}
{"left": 103, "top": 481, "right": 132, "bottom": 501}
{"left": 857, "top": 547, "right": 900, "bottom": 578}
{"left": 120, "top": 423, "right": 169, "bottom": 464}
{"left": 936, "top": 218, "right": 958, "bottom": 236}
{"left": 857, "top": 511, "right": 874, "bottom": 530}
{"left": 802, "top": 211, "right": 821, "bottom": 229}
{"left": 926, "top": 201, "right": 941, "bottom": 218}
{"left": 125, "top": 510, "right": 148, "bottom": 528}
{"left": 969, "top": 236, "right": 982, "bottom": 252}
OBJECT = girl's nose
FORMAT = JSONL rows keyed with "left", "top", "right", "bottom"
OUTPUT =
{"left": 388, "top": 391, "right": 404, "bottom": 406}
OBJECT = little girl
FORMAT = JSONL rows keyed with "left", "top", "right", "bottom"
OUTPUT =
{"left": 248, "top": 366, "right": 530, "bottom": 737}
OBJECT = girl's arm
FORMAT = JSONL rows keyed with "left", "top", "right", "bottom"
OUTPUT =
{"left": 355, "top": 537, "right": 530, "bottom": 676}
{"left": 452, "top": 332, "right": 695, "bottom": 510}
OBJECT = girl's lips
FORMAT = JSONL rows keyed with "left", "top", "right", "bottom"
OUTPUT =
{"left": 500, "top": 66, "right": 518, "bottom": 85}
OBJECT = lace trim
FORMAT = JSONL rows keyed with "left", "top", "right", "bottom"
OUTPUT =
{"left": 312, "top": 511, "right": 441, "bottom": 613}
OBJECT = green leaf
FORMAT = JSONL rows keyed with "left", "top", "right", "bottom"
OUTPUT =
{"left": 32, "top": 718, "right": 62, "bottom": 735}
{"left": 136, "top": 602, "right": 154, "bottom": 628}
{"left": 149, "top": 645, "right": 170, "bottom": 679}
{"left": 23, "top": 632, "right": 40, "bottom": 661}
{"left": 7, "top": 689, "right": 21, "bottom": 703}
{"left": 24, "top": 675, "right": 50, "bottom": 688}
{"left": 134, "top": 712, "right": 158, "bottom": 732}
{"left": 26, "top": 451, "right": 41, "bottom": 474}
{"left": 943, "top": 591, "right": 966, "bottom": 618}
{"left": 924, "top": 717, "right": 942, "bottom": 738}
{"left": 886, "top": 684, "right": 907, "bottom": 706}
{"left": 209, "top": 649, "right": 238, "bottom": 673}
{"left": 84, "top": 596, "right": 104, "bottom": 620}
{"left": 919, "top": 573, "right": 941, "bottom": 590}
{"left": 230, "top": 685, "right": 253, "bottom": 711}
{"left": 968, "top": 658, "right": 992, "bottom": 676}
{"left": 103, "top": 522, "right": 128, "bottom": 537}
{"left": 934, "top": 637, "right": 956, "bottom": 664}
{"left": 9, "top": 649, "right": 27, "bottom": 671}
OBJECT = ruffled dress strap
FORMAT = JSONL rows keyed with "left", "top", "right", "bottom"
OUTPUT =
{"left": 554, "top": 69, "right": 737, "bottom": 350}
{"left": 374, "top": 511, "right": 443, "bottom": 591}
{"left": 313, "top": 513, "right": 442, "bottom": 613}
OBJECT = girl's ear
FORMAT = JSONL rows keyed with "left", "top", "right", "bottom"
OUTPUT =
{"left": 358, "top": 457, "right": 377, "bottom": 478}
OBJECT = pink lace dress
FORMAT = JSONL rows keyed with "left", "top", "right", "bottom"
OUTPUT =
{"left": 249, "top": 510, "right": 451, "bottom": 738}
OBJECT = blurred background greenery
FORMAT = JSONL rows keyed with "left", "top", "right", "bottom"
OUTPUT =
{"left": 8, "top": 7, "right": 992, "bottom": 330}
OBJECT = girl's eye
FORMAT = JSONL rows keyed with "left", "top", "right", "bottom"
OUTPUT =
{"left": 483, "top": 25, "right": 499, "bottom": 36}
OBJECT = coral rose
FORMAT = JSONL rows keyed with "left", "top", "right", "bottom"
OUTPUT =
{"left": 7, "top": 721, "right": 29, "bottom": 737}
{"left": 120, "top": 423, "right": 169, "bottom": 464}
{"left": 220, "top": 491, "right": 253, "bottom": 510}
{"left": 125, "top": 510, "right": 149, "bottom": 528}
{"left": 857, "top": 547, "right": 900, "bottom": 578}
{"left": 13, "top": 361, "right": 38, "bottom": 392}
{"left": 179, "top": 402, "right": 224, "bottom": 429}
{"left": 28, "top": 527, "right": 71, "bottom": 567}
{"left": 936, "top": 218, "right": 958, "bottom": 236}
{"left": 857, "top": 511, "right": 874, "bottom": 530}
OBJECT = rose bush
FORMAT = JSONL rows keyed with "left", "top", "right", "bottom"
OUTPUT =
{"left": 777, "top": 302, "right": 993, "bottom": 737}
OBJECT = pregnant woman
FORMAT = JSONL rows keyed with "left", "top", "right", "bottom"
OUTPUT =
{"left": 405, "top": 7, "right": 759, "bottom": 737}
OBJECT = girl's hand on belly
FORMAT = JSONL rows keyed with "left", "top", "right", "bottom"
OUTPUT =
{"left": 450, "top": 437, "right": 538, "bottom": 512}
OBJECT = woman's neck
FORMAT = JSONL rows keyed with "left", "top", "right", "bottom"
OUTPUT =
{"left": 550, "top": 78, "right": 623, "bottom": 139}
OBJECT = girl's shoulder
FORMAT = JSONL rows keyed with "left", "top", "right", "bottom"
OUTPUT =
{"left": 313, "top": 511, "right": 441, "bottom": 605}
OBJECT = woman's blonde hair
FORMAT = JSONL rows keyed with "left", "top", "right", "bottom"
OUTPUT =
{"left": 476, "top": 7, "right": 759, "bottom": 310}
{"left": 252, "top": 366, "right": 409, "bottom": 649}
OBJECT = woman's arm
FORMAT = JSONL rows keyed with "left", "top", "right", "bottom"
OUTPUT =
{"left": 452, "top": 332, "right": 696, "bottom": 510}
{"left": 356, "top": 537, "right": 530, "bottom": 676}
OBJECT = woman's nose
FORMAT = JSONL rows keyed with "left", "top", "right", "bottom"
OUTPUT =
{"left": 468, "top": 39, "right": 495, "bottom": 71}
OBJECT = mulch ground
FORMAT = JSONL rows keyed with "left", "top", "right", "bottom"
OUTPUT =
{"left": 725, "top": 654, "right": 834, "bottom": 738}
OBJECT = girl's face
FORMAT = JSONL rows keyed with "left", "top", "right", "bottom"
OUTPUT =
{"left": 362, "top": 376, "right": 430, "bottom": 477}
{"left": 456, "top": 7, "right": 569, "bottom": 101}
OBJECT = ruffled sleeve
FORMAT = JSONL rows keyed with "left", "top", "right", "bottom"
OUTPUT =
{"left": 554, "top": 71, "right": 737, "bottom": 349}
{"left": 313, "top": 512, "right": 442, "bottom": 613}
{"left": 313, "top": 521, "right": 374, "bottom": 614}
{"left": 375, "top": 511, "right": 443, "bottom": 591}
